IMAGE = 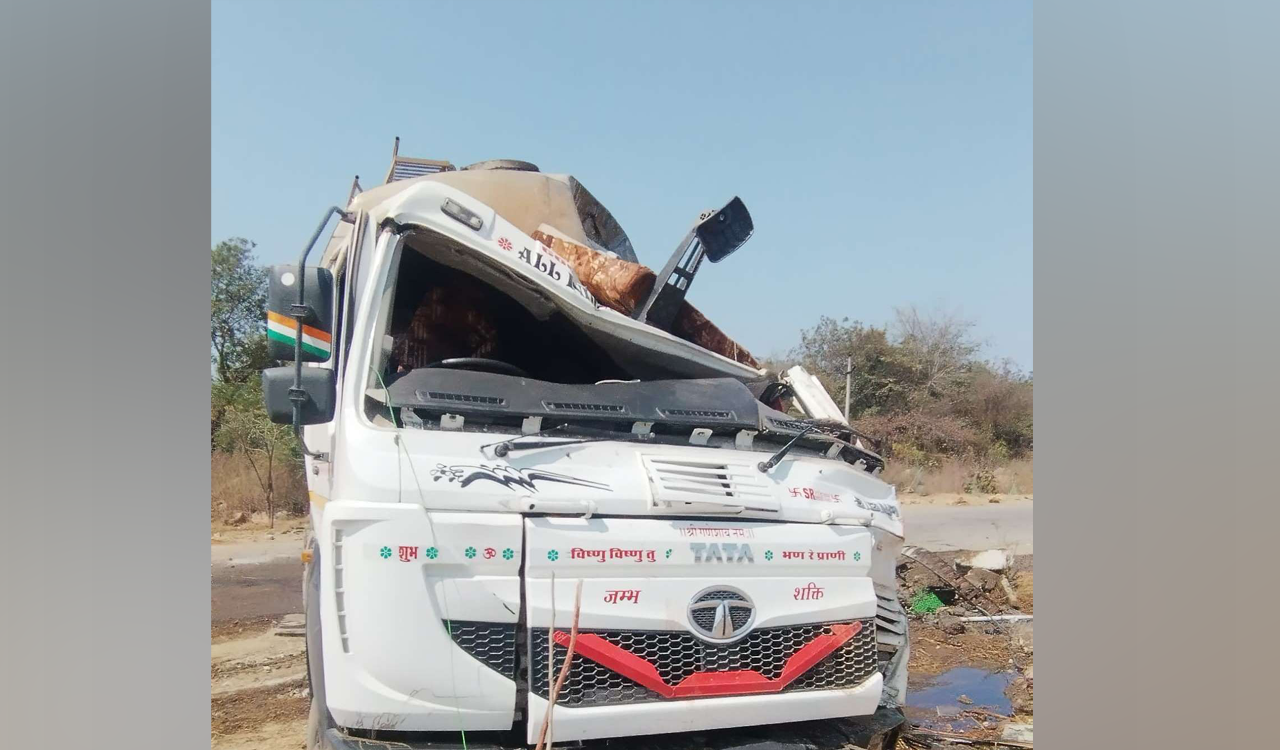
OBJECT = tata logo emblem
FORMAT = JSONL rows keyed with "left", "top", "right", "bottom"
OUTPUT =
{"left": 687, "top": 587, "right": 756, "bottom": 644}
{"left": 689, "top": 542, "right": 755, "bottom": 564}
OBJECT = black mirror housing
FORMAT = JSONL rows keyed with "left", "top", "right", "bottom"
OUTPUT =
{"left": 633, "top": 196, "right": 754, "bottom": 330}
{"left": 266, "top": 265, "right": 335, "bottom": 362}
{"left": 695, "top": 196, "right": 753, "bottom": 263}
{"left": 263, "top": 366, "right": 336, "bottom": 425}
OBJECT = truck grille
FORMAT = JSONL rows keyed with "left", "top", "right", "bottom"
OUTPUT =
{"left": 445, "top": 621, "right": 518, "bottom": 680}
{"left": 642, "top": 455, "right": 776, "bottom": 504}
{"left": 530, "top": 619, "right": 877, "bottom": 707}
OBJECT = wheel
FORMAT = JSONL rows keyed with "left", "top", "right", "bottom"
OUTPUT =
{"left": 303, "top": 528, "right": 331, "bottom": 749}
{"left": 305, "top": 693, "right": 327, "bottom": 750}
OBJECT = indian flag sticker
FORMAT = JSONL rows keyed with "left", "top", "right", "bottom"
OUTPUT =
{"left": 267, "top": 310, "right": 332, "bottom": 359}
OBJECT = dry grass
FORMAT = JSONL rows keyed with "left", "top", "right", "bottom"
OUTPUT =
{"left": 883, "top": 457, "right": 1033, "bottom": 496}
{"left": 1010, "top": 569, "right": 1033, "bottom": 613}
{"left": 994, "top": 458, "right": 1034, "bottom": 494}
{"left": 211, "top": 452, "right": 307, "bottom": 522}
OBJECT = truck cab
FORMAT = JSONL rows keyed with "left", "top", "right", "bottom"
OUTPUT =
{"left": 263, "top": 146, "right": 909, "bottom": 749}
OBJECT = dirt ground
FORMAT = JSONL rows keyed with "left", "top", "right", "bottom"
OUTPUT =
{"left": 212, "top": 516, "right": 311, "bottom": 749}
{"left": 897, "top": 492, "right": 1033, "bottom": 507}
{"left": 211, "top": 518, "right": 1033, "bottom": 749}
{"left": 211, "top": 621, "right": 309, "bottom": 749}
{"left": 898, "top": 550, "right": 1034, "bottom": 747}
{"left": 212, "top": 687, "right": 309, "bottom": 750}
{"left": 211, "top": 515, "right": 309, "bottom": 542}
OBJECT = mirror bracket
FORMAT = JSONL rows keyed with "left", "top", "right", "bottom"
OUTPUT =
{"left": 633, "top": 197, "right": 753, "bottom": 332}
{"left": 273, "top": 206, "right": 349, "bottom": 458}
{"left": 289, "top": 303, "right": 316, "bottom": 323}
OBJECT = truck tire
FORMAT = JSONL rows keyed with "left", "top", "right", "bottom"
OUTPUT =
{"left": 306, "top": 695, "right": 326, "bottom": 750}
{"left": 460, "top": 159, "right": 540, "bottom": 172}
{"left": 303, "top": 528, "right": 332, "bottom": 749}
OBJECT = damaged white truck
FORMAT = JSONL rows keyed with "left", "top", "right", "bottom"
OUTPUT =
{"left": 262, "top": 146, "right": 909, "bottom": 749}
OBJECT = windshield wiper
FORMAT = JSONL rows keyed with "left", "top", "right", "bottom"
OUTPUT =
{"left": 482, "top": 426, "right": 655, "bottom": 457}
{"left": 757, "top": 422, "right": 885, "bottom": 474}
{"left": 757, "top": 425, "right": 817, "bottom": 472}
{"left": 494, "top": 436, "right": 656, "bottom": 456}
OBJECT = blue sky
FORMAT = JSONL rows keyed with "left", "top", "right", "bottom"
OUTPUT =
{"left": 213, "top": 0, "right": 1032, "bottom": 370}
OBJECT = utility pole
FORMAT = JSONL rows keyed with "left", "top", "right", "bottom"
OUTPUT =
{"left": 844, "top": 356, "right": 852, "bottom": 421}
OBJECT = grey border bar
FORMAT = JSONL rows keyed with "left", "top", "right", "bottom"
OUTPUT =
{"left": 0, "top": 1, "right": 212, "bottom": 747}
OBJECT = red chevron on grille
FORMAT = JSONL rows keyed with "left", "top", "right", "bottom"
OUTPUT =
{"left": 551, "top": 621, "right": 862, "bottom": 698}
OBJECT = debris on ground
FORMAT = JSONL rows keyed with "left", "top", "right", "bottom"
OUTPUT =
{"left": 898, "top": 549, "right": 1031, "bottom": 625}
{"left": 1007, "top": 674, "right": 1034, "bottom": 716}
{"left": 999, "top": 578, "right": 1019, "bottom": 608}
{"left": 272, "top": 613, "right": 305, "bottom": 637}
{"left": 938, "top": 613, "right": 967, "bottom": 636}
{"left": 211, "top": 630, "right": 307, "bottom": 695}
{"left": 211, "top": 679, "right": 309, "bottom": 737}
{"left": 960, "top": 549, "right": 1008, "bottom": 572}
{"left": 911, "top": 590, "right": 946, "bottom": 615}
{"left": 898, "top": 549, "right": 1035, "bottom": 748}
{"left": 211, "top": 615, "right": 279, "bottom": 644}
{"left": 962, "top": 569, "right": 1007, "bottom": 607}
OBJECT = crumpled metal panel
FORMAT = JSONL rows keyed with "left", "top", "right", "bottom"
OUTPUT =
{"left": 568, "top": 176, "right": 639, "bottom": 263}
{"left": 531, "top": 231, "right": 759, "bottom": 368}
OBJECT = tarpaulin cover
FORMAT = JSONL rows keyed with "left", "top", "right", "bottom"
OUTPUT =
{"left": 530, "top": 230, "right": 759, "bottom": 368}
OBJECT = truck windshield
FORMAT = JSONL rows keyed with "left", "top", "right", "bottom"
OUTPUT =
{"left": 363, "top": 229, "right": 779, "bottom": 418}
{"left": 373, "top": 232, "right": 639, "bottom": 387}
{"left": 358, "top": 228, "right": 883, "bottom": 472}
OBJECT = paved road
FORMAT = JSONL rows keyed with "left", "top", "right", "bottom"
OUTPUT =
{"left": 901, "top": 500, "right": 1033, "bottom": 553}
{"left": 212, "top": 537, "right": 304, "bottom": 623}
{"left": 212, "top": 536, "right": 303, "bottom": 566}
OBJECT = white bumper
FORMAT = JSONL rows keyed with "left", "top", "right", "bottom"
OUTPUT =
{"left": 528, "top": 674, "right": 884, "bottom": 743}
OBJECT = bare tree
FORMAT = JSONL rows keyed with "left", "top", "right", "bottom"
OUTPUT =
{"left": 891, "top": 305, "right": 984, "bottom": 397}
{"left": 220, "top": 405, "right": 295, "bottom": 528}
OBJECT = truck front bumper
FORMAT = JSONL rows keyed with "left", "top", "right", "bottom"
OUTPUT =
{"left": 321, "top": 706, "right": 906, "bottom": 750}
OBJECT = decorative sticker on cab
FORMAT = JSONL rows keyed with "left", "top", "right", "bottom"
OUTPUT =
{"left": 430, "top": 464, "right": 610, "bottom": 493}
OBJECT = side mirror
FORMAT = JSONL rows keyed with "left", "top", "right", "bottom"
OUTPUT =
{"left": 633, "top": 196, "right": 754, "bottom": 330}
{"left": 266, "top": 265, "right": 334, "bottom": 362}
{"left": 263, "top": 367, "right": 336, "bottom": 425}
{"left": 695, "top": 196, "right": 753, "bottom": 263}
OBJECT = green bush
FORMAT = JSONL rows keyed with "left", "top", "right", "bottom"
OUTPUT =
{"left": 965, "top": 469, "right": 999, "bottom": 494}
{"left": 786, "top": 309, "right": 1032, "bottom": 462}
